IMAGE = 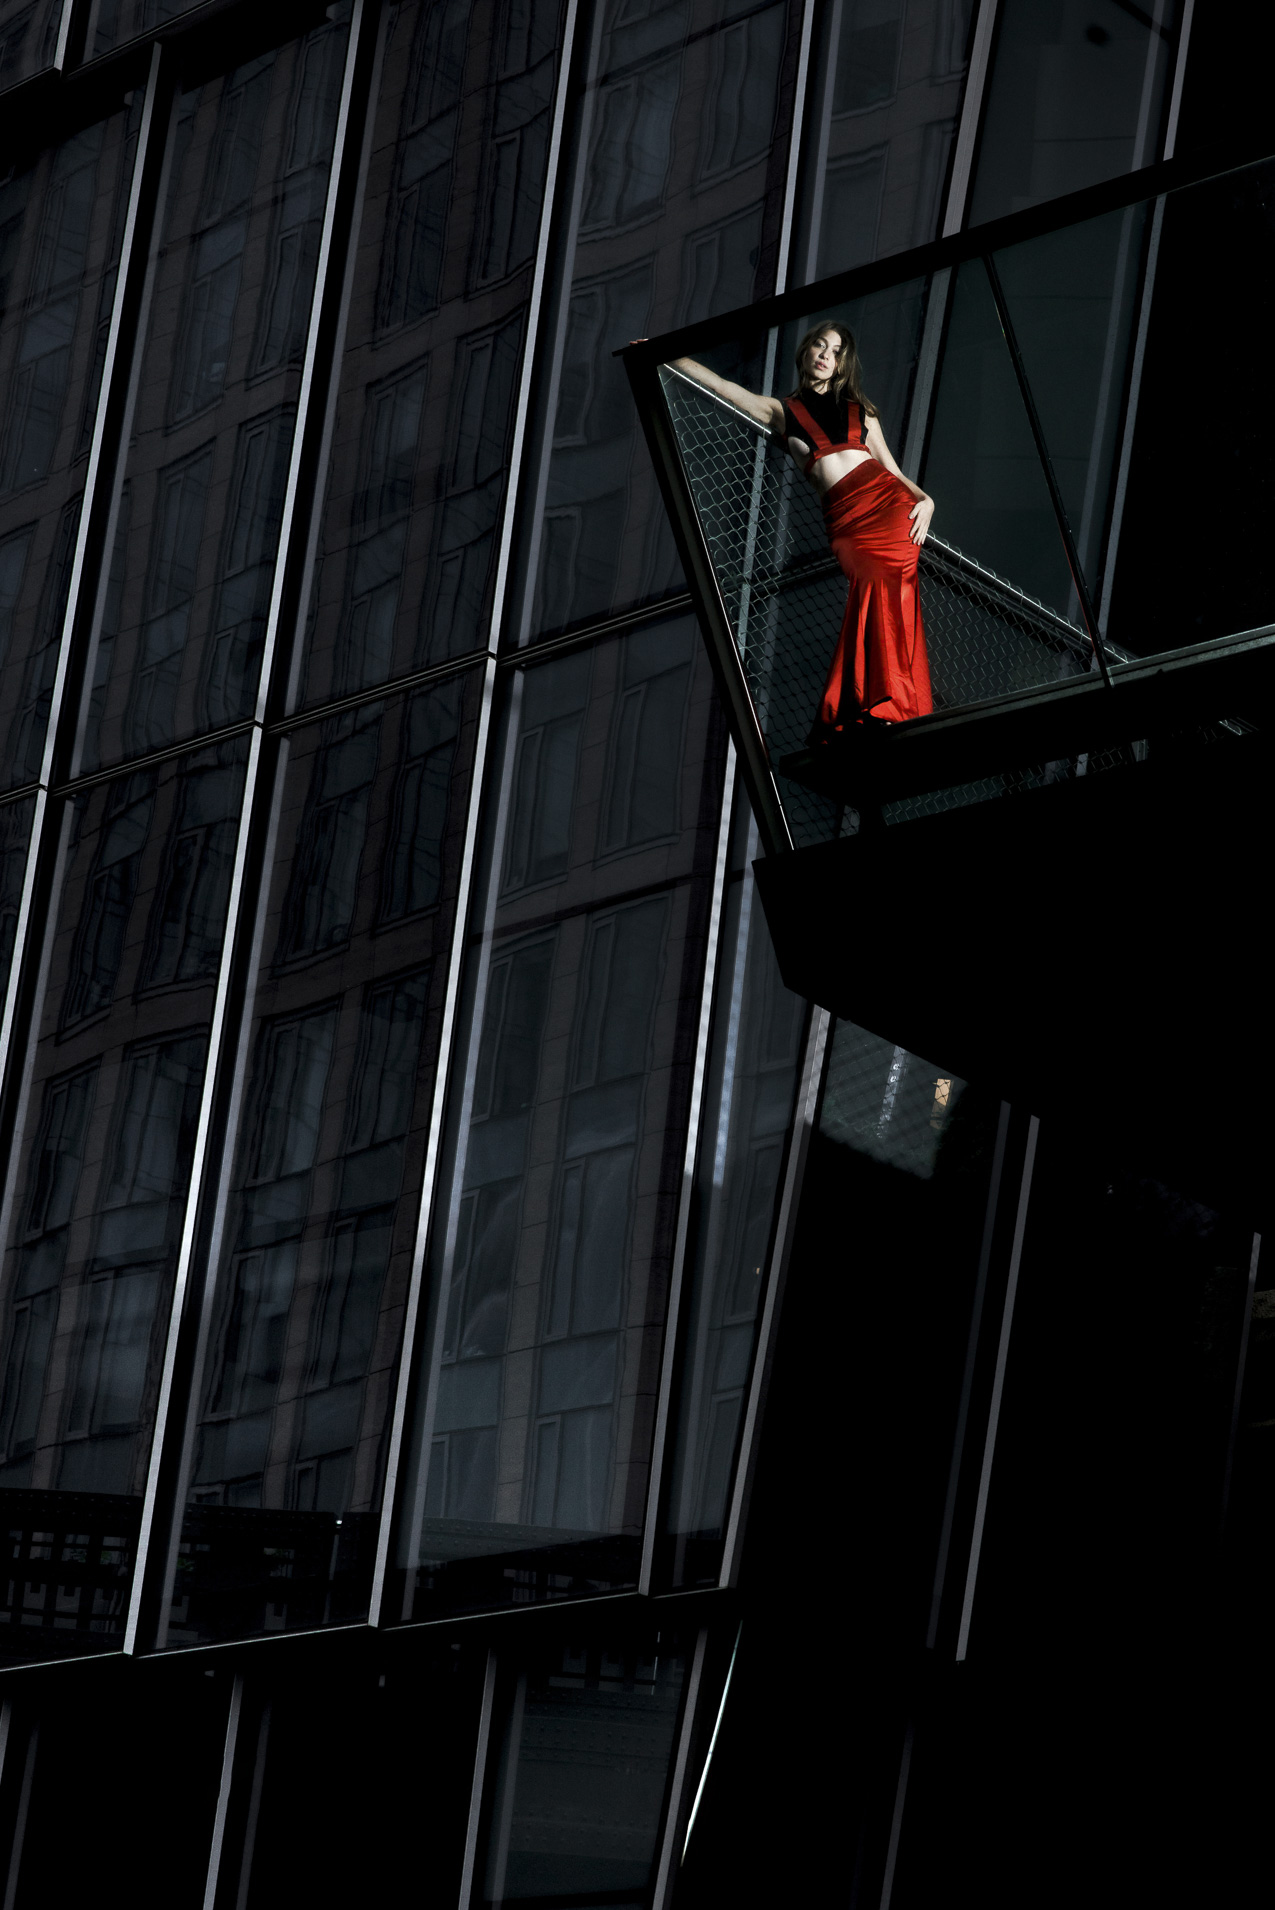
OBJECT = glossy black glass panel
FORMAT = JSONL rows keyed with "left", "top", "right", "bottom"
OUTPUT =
{"left": 79, "top": 18, "right": 350, "bottom": 772}
{"left": 0, "top": 737, "right": 249, "bottom": 1663}
{"left": 1103, "top": 159, "right": 1275, "bottom": 656}
{"left": 764, "top": 1034, "right": 995, "bottom": 1663}
{"left": 796, "top": 0, "right": 974, "bottom": 282}
{"left": 478, "top": 1636, "right": 688, "bottom": 1910}
{"left": 661, "top": 806, "right": 805, "bottom": 1587}
{"left": 163, "top": 670, "right": 482, "bottom": 1647}
{"left": 298, "top": 0, "right": 567, "bottom": 705}
{"left": 522, "top": 0, "right": 804, "bottom": 642}
{"left": 0, "top": 107, "right": 139, "bottom": 790}
{"left": 969, "top": 0, "right": 1179, "bottom": 224}
{"left": 920, "top": 255, "right": 1073, "bottom": 613}
{"left": 969, "top": 1137, "right": 1254, "bottom": 1660}
{"left": 392, "top": 615, "right": 726, "bottom": 1619}
{"left": 2, "top": 1668, "right": 230, "bottom": 1910}
{"left": 238, "top": 1649, "right": 485, "bottom": 1910}
{"left": 0, "top": 0, "right": 61, "bottom": 91}
{"left": 988, "top": 204, "right": 1148, "bottom": 608}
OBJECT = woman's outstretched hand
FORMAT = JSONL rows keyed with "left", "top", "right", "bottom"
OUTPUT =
{"left": 909, "top": 494, "right": 935, "bottom": 545}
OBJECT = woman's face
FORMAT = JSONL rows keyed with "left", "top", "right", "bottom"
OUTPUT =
{"left": 803, "top": 331, "right": 842, "bottom": 387}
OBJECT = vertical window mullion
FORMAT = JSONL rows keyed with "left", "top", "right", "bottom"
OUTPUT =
{"left": 635, "top": 761, "right": 738, "bottom": 1593}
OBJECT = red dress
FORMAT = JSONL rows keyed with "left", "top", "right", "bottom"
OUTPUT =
{"left": 784, "top": 394, "right": 933, "bottom": 731}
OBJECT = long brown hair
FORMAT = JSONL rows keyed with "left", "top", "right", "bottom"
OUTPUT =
{"left": 793, "top": 320, "right": 876, "bottom": 414}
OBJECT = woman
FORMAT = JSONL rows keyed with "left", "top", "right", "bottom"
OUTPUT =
{"left": 670, "top": 322, "right": 934, "bottom": 734}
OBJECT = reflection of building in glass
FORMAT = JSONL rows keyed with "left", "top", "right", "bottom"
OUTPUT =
{"left": 0, "top": 5, "right": 1269, "bottom": 1907}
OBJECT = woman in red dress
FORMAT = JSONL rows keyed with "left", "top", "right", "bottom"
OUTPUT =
{"left": 670, "top": 321, "right": 934, "bottom": 734}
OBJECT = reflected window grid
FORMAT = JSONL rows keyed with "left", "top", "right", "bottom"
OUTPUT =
{"left": 168, "top": 673, "right": 478, "bottom": 1646}
{"left": 525, "top": 0, "right": 804, "bottom": 643}
{"left": 395, "top": 617, "right": 727, "bottom": 1617}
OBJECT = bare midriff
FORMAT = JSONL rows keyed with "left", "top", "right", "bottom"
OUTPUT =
{"left": 784, "top": 440, "right": 875, "bottom": 495}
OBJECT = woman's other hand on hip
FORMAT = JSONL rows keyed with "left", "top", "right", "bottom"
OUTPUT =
{"left": 909, "top": 495, "right": 934, "bottom": 545}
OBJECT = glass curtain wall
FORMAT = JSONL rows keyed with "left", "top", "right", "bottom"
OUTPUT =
{"left": 0, "top": 0, "right": 1218, "bottom": 1677}
{"left": 0, "top": 0, "right": 822, "bottom": 1669}
{"left": 0, "top": 0, "right": 971, "bottom": 1666}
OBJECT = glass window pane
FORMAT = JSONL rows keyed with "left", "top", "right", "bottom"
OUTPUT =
{"left": 0, "top": 107, "right": 140, "bottom": 790}
{"left": 79, "top": 19, "right": 351, "bottom": 773}
{"left": 87, "top": 0, "right": 207, "bottom": 57}
{"left": 480, "top": 1637, "right": 688, "bottom": 1910}
{"left": 1103, "top": 160, "right": 1275, "bottom": 656}
{"left": 796, "top": 0, "right": 975, "bottom": 281}
{"left": 970, "top": 1139, "right": 1252, "bottom": 1655}
{"left": 920, "top": 256, "right": 1074, "bottom": 614}
{"left": 786, "top": 1025, "right": 993, "bottom": 1636}
{"left": 661, "top": 807, "right": 805, "bottom": 1586}
{"left": 4, "top": 1668, "right": 230, "bottom": 1910}
{"left": 239, "top": 1648, "right": 485, "bottom": 1909}
{"left": 988, "top": 205, "right": 1149, "bottom": 600}
{"left": 299, "top": 0, "right": 567, "bottom": 705}
{"left": 0, "top": 0, "right": 61, "bottom": 91}
{"left": 969, "top": 0, "right": 1179, "bottom": 225}
{"left": 0, "top": 737, "right": 249, "bottom": 1664}
{"left": 164, "top": 671, "right": 482, "bottom": 1648}
{"left": 523, "top": 0, "right": 804, "bottom": 643}
{"left": 392, "top": 615, "right": 725, "bottom": 1620}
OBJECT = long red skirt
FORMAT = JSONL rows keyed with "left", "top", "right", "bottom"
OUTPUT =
{"left": 814, "top": 461, "right": 933, "bottom": 731}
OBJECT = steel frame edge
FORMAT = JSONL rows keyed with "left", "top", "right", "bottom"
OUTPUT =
{"left": 626, "top": 356, "right": 791, "bottom": 859}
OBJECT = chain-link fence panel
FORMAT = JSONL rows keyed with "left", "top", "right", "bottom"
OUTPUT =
{"left": 818, "top": 1019, "right": 965, "bottom": 1180}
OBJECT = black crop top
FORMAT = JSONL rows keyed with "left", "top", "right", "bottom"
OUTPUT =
{"left": 781, "top": 390, "right": 870, "bottom": 474}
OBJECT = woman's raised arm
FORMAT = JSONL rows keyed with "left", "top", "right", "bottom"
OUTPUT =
{"left": 665, "top": 356, "right": 784, "bottom": 432}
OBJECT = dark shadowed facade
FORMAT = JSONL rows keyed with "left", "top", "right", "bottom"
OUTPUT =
{"left": 0, "top": 3, "right": 1269, "bottom": 1905}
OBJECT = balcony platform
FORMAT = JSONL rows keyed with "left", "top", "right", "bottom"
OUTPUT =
{"left": 754, "top": 721, "right": 1275, "bottom": 1222}
{"left": 776, "top": 623, "right": 1275, "bottom": 809}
